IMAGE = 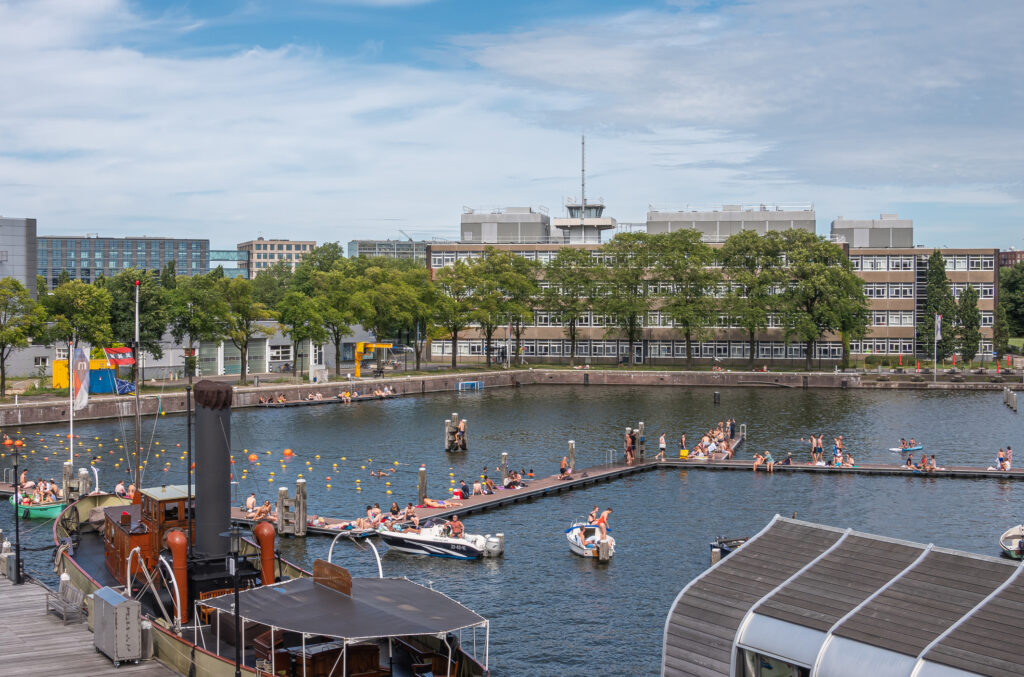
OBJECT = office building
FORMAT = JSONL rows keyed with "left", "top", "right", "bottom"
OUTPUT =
{"left": 460, "top": 206, "right": 552, "bottom": 244}
{"left": 551, "top": 198, "right": 616, "bottom": 243}
{"left": 210, "top": 249, "right": 250, "bottom": 278}
{"left": 831, "top": 214, "right": 913, "bottom": 248}
{"left": 238, "top": 237, "right": 315, "bottom": 276}
{"left": 347, "top": 240, "right": 430, "bottom": 261}
{"left": 37, "top": 235, "right": 208, "bottom": 288}
{"left": 0, "top": 216, "right": 38, "bottom": 297}
{"left": 1000, "top": 250, "right": 1024, "bottom": 268}
{"left": 646, "top": 204, "right": 816, "bottom": 242}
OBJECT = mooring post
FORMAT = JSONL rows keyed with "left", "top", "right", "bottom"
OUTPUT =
{"left": 417, "top": 465, "right": 427, "bottom": 505}
{"left": 713, "top": 391, "right": 720, "bottom": 405}
{"left": 568, "top": 440, "right": 576, "bottom": 471}
{"left": 276, "top": 486, "right": 289, "bottom": 536}
{"left": 294, "top": 479, "right": 307, "bottom": 537}
{"left": 61, "top": 461, "right": 74, "bottom": 502}
{"left": 445, "top": 413, "right": 466, "bottom": 452}
{"left": 501, "top": 453, "right": 508, "bottom": 481}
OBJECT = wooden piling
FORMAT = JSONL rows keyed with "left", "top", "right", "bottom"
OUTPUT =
{"left": 501, "top": 452, "right": 508, "bottom": 481}
{"left": 276, "top": 480, "right": 307, "bottom": 537}
{"left": 444, "top": 413, "right": 468, "bottom": 452}
{"left": 417, "top": 466, "right": 427, "bottom": 505}
{"left": 568, "top": 440, "right": 575, "bottom": 470}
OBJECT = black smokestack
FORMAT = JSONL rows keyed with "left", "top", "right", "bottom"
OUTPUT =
{"left": 193, "top": 380, "right": 232, "bottom": 558}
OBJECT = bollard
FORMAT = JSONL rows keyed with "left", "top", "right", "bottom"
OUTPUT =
{"left": 568, "top": 440, "right": 576, "bottom": 471}
{"left": 417, "top": 466, "right": 427, "bottom": 506}
{"left": 637, "top": 422, "right": 646, "bottom": 458}
{"left": 277, "top": 487, "right": 290, "bottom": 536}
{"left": 62, "top": 462, "right": 74, "bottom": 502}
{"left": 713, "top": 391, "right": 720, "bottom": 405}
{"left": 294, "top": 479, "right": 307, "bottom": 537}
{"left": 501, "top": 453, "right": 509, "bottom": 481}
{"left": 444, "top": 413, "right": 467, "bottom": 452}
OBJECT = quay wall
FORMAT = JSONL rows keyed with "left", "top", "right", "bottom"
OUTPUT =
{"left": 0, "top": 369, "right": 1020, "bottom": 427}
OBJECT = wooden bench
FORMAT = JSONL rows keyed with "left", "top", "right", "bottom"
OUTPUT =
{"left": 45, "top": 577, "right": 85, "bottom": 625}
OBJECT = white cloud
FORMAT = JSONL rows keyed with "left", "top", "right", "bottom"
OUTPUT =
{"left": 0, "top": 0, "right": 1021, "bottom": 248}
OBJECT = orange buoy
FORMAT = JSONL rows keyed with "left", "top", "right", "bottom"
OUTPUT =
{"left": 283, "top": 448, "right": 294, "bottom": 457}
{"left": 14, "top": 440, "right": 24, "bottom": 446}
{"left": 248, "top": 454, "right": 258, "bottom": 462}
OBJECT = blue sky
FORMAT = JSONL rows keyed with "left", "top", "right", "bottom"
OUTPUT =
{"left": 1, "top": 0, "right": 1022, "bottom": 249}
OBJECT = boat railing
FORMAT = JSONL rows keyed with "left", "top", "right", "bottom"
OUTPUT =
{"left": 1, "top": 467, "right": 11, "bottom": 484}
{"left": 126, "top": 546, "right": 174, "bottom": 628}
{"left": 158, "top": 555, "right": 183, "bottom": 634}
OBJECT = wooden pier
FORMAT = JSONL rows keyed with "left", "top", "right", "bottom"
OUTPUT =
{"left": 660, "top": 458, "right": 1024, "bottom": 480}
{"left": 0, "top": 577, "right": 177, "bottom": 677}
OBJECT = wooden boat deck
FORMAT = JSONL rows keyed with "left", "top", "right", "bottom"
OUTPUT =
{"left": 0, "top": 577, "right": 178, "bottom": 676}
{"left": 660, "top": 458, "right": 1024, "bottom": 479}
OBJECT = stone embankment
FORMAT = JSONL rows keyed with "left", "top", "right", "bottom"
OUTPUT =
{"left": 0, "top": 369, "right": 1019, "bottom": 427}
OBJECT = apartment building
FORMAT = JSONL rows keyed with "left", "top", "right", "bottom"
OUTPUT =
{"left": 238, "top": 237, "right": 315, "bottom": 276}
{"left": 37, "top": 235, "right": 208, "bottom": 288}
{"left": 0, "top": 216, "right": 38, "bottom": 297}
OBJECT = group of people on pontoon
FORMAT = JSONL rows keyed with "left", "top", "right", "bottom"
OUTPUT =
{"left": 896, "top": 438, "right": 919, "bottom": 449}
{"left": 687, "top": 419, "right": 738, "bottom": 460}
{"left": 800, "top": 434, "right": 852, "bottom": 466}
{"left": 15, "top": 473, "right": 63, "bottom": 505}
{"left": 906, "top": 454, "right": 939, "bottom": 471}
{"left": 244, "top": 493, "right": 277, "bottom": 521}
{"left": 257, "top": 393, "right": 289, "bottom": 404}
{"left": 990, "top": 447, "right": 1013, "bottom": 471}
{"left": 305, "top": 391, "right": 325, "bottom": 401}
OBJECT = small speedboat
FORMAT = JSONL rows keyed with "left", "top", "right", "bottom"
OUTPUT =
{"left": 8, "top": 496, "right": 66, "bottom": 519}
{"left": 566, "top": 521, "right": 615, "bottom": 561}
{"left": 1000, "top": 525, "right": 1024, "bottom": 559}
{"left": 378, "top": 521, "right": 504, "bottom": 560}
{"left": 889, "top": 445, "right": 924, "bottom": 453}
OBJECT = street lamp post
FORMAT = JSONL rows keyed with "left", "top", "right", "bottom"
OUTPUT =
{"left": 223, "top": 525, "right": 243, "bottom": 677}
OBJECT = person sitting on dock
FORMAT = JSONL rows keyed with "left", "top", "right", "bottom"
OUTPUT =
{"left": 905, "top": 456, "right": 915, "bottom": 470}
{"left": 752, "top": 452, "right": 765, "bottom": 472}
{"left": 842, "top": 453, "right": 855, "bottom": 468}
{"left": 928, "top": 455, "right": 937, "bottom": 471}
{"left": 254, "top": 500, "right": 275, "bottom": 521}
{"left": 114, "top": 480, "right": 127, "bottom": 498}
{"left": 245, "top": 492, "right": 257, "bottom": 515}
{"left": 405, "top": 503, "right": 419, "bottom": 528}
{"left": 472, "top": 480, "right": 484, "bottom": 496}
{"left": 275, "top": 393, "right": 287, "bottom": 403}
{"left": 459, "top": 480, "right": 471, "bottom": 497}
{"left": 764, "top": 451, "right": 775, "bottom": 473}
{"left": 483, "top": 475, "right": 498, "bottom": 493}
{"left": 1007, "top": 447, "right": 1014, "bottom": 470}
{"left": 780, "top": 452, "right": 793, "bottom": 466}
{"left": 258, "top": 395, "right": 269, "bottom": 404}
{"left": 423, "top": 497, "right": 464, "bottom": 508}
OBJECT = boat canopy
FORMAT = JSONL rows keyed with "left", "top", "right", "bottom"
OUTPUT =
{"left": 198, "top": 574, "right": 486, "bottom": 643}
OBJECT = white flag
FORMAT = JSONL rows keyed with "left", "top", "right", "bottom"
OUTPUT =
{"left": 935, "top": 314, "right": 942, "bottom": 342}
{"left": 72, "top": 347, "right": 90, "bottom": 411}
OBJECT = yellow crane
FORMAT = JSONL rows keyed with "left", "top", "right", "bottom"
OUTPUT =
{"left": 354, "top": 342, "right": 393, "bottom": 378}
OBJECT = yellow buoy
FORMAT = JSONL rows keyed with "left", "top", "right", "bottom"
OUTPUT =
{"left": 356, "top": 479, "right": 361, "bottom": 483}
{"left": 327, "top": 484, "right": 332, "bottom": 489}
{"left": 385, "top": 482, "right": 391, "bottom": 486}
{"left": 386, "top": 490, "right": 391, "bottom": 494}
{"left": 268, "top": 478, "right": 274, "bottom": 483}
{"left": 341, "top": 457, "right": 347, "bottom": 461}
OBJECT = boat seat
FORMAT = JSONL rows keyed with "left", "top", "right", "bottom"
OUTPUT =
{"left": 45, "top": 577, "right": 86, "bottom": 625}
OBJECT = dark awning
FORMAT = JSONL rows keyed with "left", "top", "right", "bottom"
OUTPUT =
{"left": 199, "top": 576, "right": 486, "bottom": 642}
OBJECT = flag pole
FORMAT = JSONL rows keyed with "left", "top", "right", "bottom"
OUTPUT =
{"left": 68, "top": 339, "right": 74, "bottom": 465}
{"left": 933, "top": 313, "right": 940, "bottom": 383}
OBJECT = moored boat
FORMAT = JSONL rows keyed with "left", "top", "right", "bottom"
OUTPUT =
{"left": 1000, "top": 524, "right": 1024, "bottom": 559}
{"left": 566, "top": 521, "right": 614, "bottom": 561}
{"left": 378, "top": 520, "right": 504, "bottom": 559}
{"left": 9, "top": 495, "right": 66, "bottom": 519}
{"left": 54, "top": 380, "right": 492, "bottom": 677}
{"left": 889, "top": 444, "right": 924, "bottom": 453}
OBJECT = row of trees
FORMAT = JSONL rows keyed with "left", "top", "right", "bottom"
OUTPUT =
{"left": 0, "top": 231, "right": 1002, "bottom": 397}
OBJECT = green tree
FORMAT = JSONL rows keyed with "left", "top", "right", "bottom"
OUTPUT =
{"left": 999, "top": 262, "right": 1024, "bottom": 336}
{"left": 310, "top": 267, "right": 355, "bottom": 376}
{"left": 97, "top": 269, "right": 168, "bottom": 361}
{"left": 42, "top": 280, "right": 113, "bottom": 349}
{"left": 401, "top": 266, "right": 438, "bottom": 371}
{"left": 167, "top": 274, "right": 229, "bottom": 382}
{"left": 917, "top": 250, "right": 957, "bottom": 361}
{"left": 993, "top": 303, "right": 1011, "bottom": 359}
{"left": 57, "top": 270, "right": 71, "bottom": 286}
{"left": 467, "top": 254, "right": 506, "bottom": 367}
{"left": 720, "top": 230, "right": 784, "bottom": 368}
{"left": 277, "top": 291, "right": 328, "bottom": 377}
{"left": 220, "top": 278, "right": 273, "bottom": 384}
{"left": 252, "top": 260, "right": 295, "bottom": 308}
{"left": 503, "top": 253, "right": 541, "bottom": 359}
{"left": 349, "top": 259, "right": 415, "bottom": 343}
{"left": 777, "top": 230, "right": 867, "bottom": 370}
{"left": 598, "top": 232, "right": 657, "bottom": 365}
{"left": 160, "top": 260, "right": 177, "bottom": 289}
{"left": 0, "top": 279, "right": 47, "bottom": 397}
{"left": 955, "top": 285, "right": 981, "bottom": 365}
{"left": 543, "top": 247, "right": 598, "bottom": 366}
{"left": 433, "top": 260, "right": 474, "bottom": 369}
{"left": 655, "top": 230, "right": 720, "bottom": 368}
{"left": 292, "top": 243, "right": 346, "bottom": 293}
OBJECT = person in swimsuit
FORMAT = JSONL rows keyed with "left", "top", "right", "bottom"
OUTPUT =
{"left": 422, "top": 497, "right": 464, "bottom": 508}
{"left": 405, "top": 503, "right": 419, "bottom": 528}
{"left": 596, "top": 508, "right": 612, "bottom": 541}
{"left": 448, "top": 514, "right": 465, "bottom": 539}
{"left": 657, "top": 433, "right": 666, "bottom": 461}
{"left": 587, "top": 505, "right": 599, "bottom": 524}
{"left": 559, "top": 456, "right": 569, "bottom": 478}
{"left": 752, "top": 452, "right": 764, "bottom": 471}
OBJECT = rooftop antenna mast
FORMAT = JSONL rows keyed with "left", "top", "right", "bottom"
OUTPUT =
{"left": 580, "top": 134, "right": 586, "bottom": 232}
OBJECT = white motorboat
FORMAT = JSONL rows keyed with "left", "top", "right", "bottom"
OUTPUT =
{"left": 1000, "top": 525, "right": 1024, "bottom": 560}
{"left": 378, "top": 521, "right": 504, "bottom": 560}
{"left": 566, "top": 521, "right": 615, "bottom": 561}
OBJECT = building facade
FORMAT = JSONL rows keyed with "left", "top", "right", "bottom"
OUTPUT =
{"left": 347, "top": 240, "right": 430, "bottom": 261}
{"left": 425, "top": 207, "right": 999, "bottom": 365}
{"left": 0, "top": 216, "right": 38, "bottom": 297}
{"left": 37, "top": 236, "right": 209, "bottom": 288}
{"left": 1000, "top": 249, "right": 1024, "bottom": 268}
{"left": 238, "top": 238, "right": 316, "bottom": 276}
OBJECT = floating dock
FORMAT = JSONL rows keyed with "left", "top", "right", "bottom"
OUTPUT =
{"left": 0, "top": 577, "right": 176, "bottom": 677}
{"left": 660, "top": 458, "right": 1024, "bottom": 480}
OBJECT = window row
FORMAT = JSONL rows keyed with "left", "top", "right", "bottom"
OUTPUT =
{"left": 430, "top": 339, "right": 843, "bottom": 359}
{"left": 951, "top": 283, "right": 995, "bottom": 299}
{"left": 850, "top": 255, "right": 916, "bottom": 271}
{"left": 863, "top": 283, "right": 915, "bottom": 298}
{"left": 872, "top": 311, "right": 916, "bottom": 327}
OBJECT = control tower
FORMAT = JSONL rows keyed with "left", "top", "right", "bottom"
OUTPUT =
{"left": 552, "top": 199, "right": 617, "bottom": 243}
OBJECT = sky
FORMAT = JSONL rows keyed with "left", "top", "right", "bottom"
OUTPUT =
{"left": 1, "top": 0, "right": 1022, "bottom": 249}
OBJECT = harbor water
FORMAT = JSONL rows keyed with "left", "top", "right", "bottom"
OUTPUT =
{"left": 2, "top": 385, "right": 1021, "bottom": 675}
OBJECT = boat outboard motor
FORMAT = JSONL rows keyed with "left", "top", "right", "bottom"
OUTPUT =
{"left": 484, "top": 533, "right": 505, "bottom": 557}
{"left": 193, "top": 380, "right": 233, "bottom": 561}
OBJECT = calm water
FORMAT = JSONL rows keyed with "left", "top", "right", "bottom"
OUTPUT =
{"left": 2, "top": 385, "right": 1022, "bottom": 675}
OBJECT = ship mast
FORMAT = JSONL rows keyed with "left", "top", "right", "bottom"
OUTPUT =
{"left": 133, "top": 279, "right": 142, "bottom": 495}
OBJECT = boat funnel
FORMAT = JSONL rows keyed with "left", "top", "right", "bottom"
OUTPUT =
{"left": 193, "top": 380, "right": 233, "bottom": 559}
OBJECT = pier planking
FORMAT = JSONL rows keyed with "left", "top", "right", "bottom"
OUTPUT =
{"left": 0, "top": 577, "right": 177, "bottom": 677}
